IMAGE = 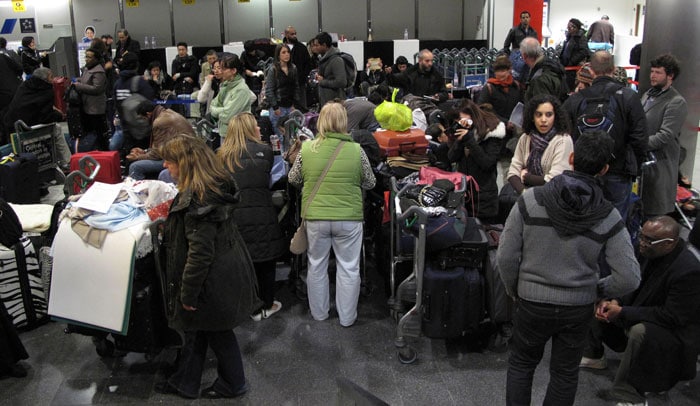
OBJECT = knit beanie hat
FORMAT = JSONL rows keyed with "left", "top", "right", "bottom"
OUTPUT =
{"left": 576, "top": 63, "right": 594, "bottom": 86}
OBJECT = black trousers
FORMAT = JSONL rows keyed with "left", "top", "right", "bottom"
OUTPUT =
{"left": 168, "top": 329, "right": 246, "bottom": 398}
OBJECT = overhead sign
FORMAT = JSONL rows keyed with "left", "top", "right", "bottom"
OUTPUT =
{"left": 13, "top": 1, "right": 25, "bottom": 12}
{"left": 126, "top": 0, "right": 139, "bottom": 7}
{"left": 182, "top": 0, "right": 195, "bottom": 4}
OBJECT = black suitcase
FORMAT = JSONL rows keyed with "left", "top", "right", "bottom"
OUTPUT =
{"left": 484, "top": 228, "right": 513, "bottom": 325}
{"left": 66, "top": 253, "right": 177, "bottom": 356}
{"left": 0, "top": 153, "right": 40, "bottom": 204}
{"left": 422, "top": 264, "right": 484, "bottom": 339}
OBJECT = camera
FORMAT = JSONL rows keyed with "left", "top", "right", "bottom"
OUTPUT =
{"left": 446, "top": 121, "right": 466, "bottom": 138}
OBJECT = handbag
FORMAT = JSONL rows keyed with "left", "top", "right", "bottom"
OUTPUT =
{"left": 289, "top": 141, "right": 346, "bottom": 255}
{"left": 64, "top": 84, "right": 81, "bottom": 107}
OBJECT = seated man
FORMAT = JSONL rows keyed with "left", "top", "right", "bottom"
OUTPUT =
{"left": 2, "top": 67, "right": 71, "bottom": 169}
{"left": 387, "top": 49, "right": 447, "bottom": 103}
{"left": 581, "top": 215, "right": 700, "bottom": 405}
{"left": 356, "top": 57, "right": 386, "bottom": 96}
{"left": 126, "top": 101, "right": 194, "bottom": 180}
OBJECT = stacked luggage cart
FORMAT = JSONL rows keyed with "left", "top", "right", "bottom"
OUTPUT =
{"left": 431, "top": 47, "right": 499, "bottom": 89}
{"left": 387, "top": 174, "right": 488, "bottom": 363}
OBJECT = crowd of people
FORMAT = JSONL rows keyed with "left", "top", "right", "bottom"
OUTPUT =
{"left": 1, "top": 17, "right": 698, "bottom": 406}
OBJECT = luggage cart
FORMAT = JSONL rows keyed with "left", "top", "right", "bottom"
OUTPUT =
{"left": 388, "top": 175, "right": 469, "bottom": 364}
{"left": 10, "top": 120, "right": 66, "bottom": 186}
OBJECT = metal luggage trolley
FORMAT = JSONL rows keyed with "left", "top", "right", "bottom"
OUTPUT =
{"left": 388, "top": 175, "right": 468, "bottom": 364}
{"left": 10, "top": 120, "right": 66, "bottom": 186}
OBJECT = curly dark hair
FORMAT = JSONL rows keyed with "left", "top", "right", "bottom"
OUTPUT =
{"left": 650, "top": 53, "right": 681, "bottom": 80}
{"left": 522, "top": 93, "right": 571, "bottom": 135}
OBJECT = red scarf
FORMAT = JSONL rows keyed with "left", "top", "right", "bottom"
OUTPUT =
{"left": 487, "top": 75, "right": 514, "bottom": 93}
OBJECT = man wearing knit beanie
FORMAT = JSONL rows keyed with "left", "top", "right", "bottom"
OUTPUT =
{"left": 574, "top": 62, "right": 594, "bottom": 92}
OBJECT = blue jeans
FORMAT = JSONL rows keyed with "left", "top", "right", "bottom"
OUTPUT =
{"left": 269, "top": 106, "right": 293, "bottom": 137}
{"left": 128, "top": 159, "right": 164, "bottom": 180}
{"left": 600, "top": 174, "right": 633, "bottom": 221}
{"left": 507, "top": 299, "right": 593, "bottom": 406}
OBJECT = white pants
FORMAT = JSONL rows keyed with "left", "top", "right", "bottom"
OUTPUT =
{"left": 306, "top": 220, "right": 363, "bottom": 326}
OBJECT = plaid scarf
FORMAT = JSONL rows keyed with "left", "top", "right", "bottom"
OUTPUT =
{"left": 525, "top": 127, "right": 557, "bottom": 176}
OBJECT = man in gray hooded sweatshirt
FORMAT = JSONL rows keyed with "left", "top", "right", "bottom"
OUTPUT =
{"left": 497, "top": 131, "right": 641, "bottom": 406}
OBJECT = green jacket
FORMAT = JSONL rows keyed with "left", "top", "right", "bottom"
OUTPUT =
{"left": 300, "top": 132, "right": 364, "bottom": 221}
{"left": 210, "top": 75, "right": 253, "bottom": 136}
{"left": 163, "top": 182, "right": 262, "bottom": 332}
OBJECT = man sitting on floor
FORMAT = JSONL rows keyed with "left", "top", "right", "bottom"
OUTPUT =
{"left": 581, "top": 215, "right": 700, "bottom": 406}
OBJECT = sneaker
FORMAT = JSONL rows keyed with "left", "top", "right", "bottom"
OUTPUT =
{"left": 615, "top": 402, "right": 647, "bottom": 406}
{"left": 580, "top": 355, "right": 607, "bottom": 369}
{"left": 262, "top": 301, "right": 282, "bottom": 319}
{"left": 250, "top": 312, "right": 263, "bottom": 322}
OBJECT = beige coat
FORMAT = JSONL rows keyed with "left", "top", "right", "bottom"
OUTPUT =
{"left": 507, "top": 133, "right": 574, "bottom": 183}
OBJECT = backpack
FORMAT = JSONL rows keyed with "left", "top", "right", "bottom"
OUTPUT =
{"left": 575, "top": 85, "right": 621, "bottom": 139}
{"left": 120, "top": 76, "right": 151, "bottom": 140}
{"left": 336, "top": 52, "right": 357, "bottom": 90}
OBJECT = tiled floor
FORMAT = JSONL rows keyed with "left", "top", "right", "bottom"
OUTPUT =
{"left": 2, "top": 260, "right": 700, "bottom": 405}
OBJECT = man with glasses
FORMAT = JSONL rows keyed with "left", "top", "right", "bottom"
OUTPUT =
{"left": 581, "top": 215, "right": 700, "bottom": 406}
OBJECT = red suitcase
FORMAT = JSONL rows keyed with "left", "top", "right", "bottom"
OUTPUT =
{"left": 52, "top": 76, "right": 69, "bottom": 115}
{"left": 69, "top": 151, "right": 121, "bottom": 193}
{"left": 372, "top": 128, "right": 429, "bottom": 157}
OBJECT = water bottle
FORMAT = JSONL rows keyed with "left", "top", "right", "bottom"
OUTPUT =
{"left": 143, "top": 36, "right": 149, "bottom": 48}
{"left": 403, "top": 28, "right": 409, "bottom": 40}
{"left": 151, "top": 35, "right": 156, "bottom": 49}
{"left": 270, "top": 133, "right": 281, "bottom": 154}
{"left": 453, "top": 71, "right": 459, "bottom": 89}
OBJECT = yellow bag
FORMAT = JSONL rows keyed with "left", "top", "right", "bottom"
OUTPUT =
{"left": 374, "top": 88, "right": 412, "bottom": 131}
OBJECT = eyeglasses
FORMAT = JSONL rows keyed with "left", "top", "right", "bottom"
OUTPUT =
{"left": 639, "top": 234, "right": 675, "bottom": 246}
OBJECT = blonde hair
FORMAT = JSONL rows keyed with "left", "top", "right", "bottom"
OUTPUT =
{"left": 310, "top": 102, "right": 347, "bottom": 152}
{"left": 218, "top": 112, "right": 264, "bottom": 171}
{"left": 158, "top": 135, "right": 229, "bottom": 201}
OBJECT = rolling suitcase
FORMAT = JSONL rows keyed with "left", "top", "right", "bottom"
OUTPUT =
{"left": 52, "top": 76, "right": 69, "bottom": 115}
{"left": 69, "top": 151, "right": 121, "bottom": 193}
{"left": 373, "top": 128, "right": 429, "bottom": 157}
{"left": 0, "top": 152, "right": 40, "bottom": 204}
{"left": 422, "top": 263, "right": 484, "bottom": 339}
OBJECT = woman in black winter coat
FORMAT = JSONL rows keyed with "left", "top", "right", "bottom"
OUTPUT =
{"left": 560, "top": 18, "right": 591, "bottom": 91}
{"left": 447, "top": 99, "right": 507, "bottom": 223}
{"left": 218, "top": 112, "right": 286, "bottom": 320}
{"left": 20, "top": 36, "right": 43, "bottom": 76}
{"left": 155, "top": 135, "right": 261, "bottom": 400}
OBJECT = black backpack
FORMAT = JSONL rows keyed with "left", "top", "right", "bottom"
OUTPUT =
{"left": 120, "top": 76, "right": 151, "bottom": 140}
{"left": 575, "top": 85, "right": 621, "bottom": 139}
{"left": 336, "top": 52, "right": 357, "bottom": 91}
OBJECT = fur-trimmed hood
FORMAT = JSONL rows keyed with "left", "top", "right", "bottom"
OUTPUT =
{"left": 481, "top": 121, "right": 507, "bottom": 142}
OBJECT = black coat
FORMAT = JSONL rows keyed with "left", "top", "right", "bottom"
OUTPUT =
{"left": 114, "top": 37, "right": 140, "bottom": 70}
{"left": 3, "top": 76, "right": 63, "bottom": 134}
{"left": 285, "top": 39, "right": 311, "bottom": 87}
{"left": 477, "top": 80, "right": 522, "bottom": 123}
{"left": 388, "top": 65, "right": 448, "bottom": 102}
{"left": 163, "top": 182, "right": 262, "bottom": 332}
{"left": 20, "top": 48, "right": 41, "bottom": 76}
{"left": 0, "top": 53, "right": 23, "bottom": 111}
{"left": 448, "top": 122, "right": 506, "bottom": 219}
{"left": 171, "top": 54, "right": 198, "bottom": 94}
{"left": 619, "top": 241, "right": 700, "bottom": 391}
{"left": 229, "top": 141, "right": 286, "bottom": 262}
{"left": 559, "top": 30, "right": 590, "bottom": 67}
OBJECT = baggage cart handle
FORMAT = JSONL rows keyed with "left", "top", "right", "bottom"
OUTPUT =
{"left": 63, "top": 170, "right": 92, "bottom": 196}
{"left": 14, "top": 120, "right": 32, "bottom": 134}
{"left": 78, "top": 156, "right": 101, "bottom": 181}
{"left": 397, "top": 205, "right": 430, "bottom": 225}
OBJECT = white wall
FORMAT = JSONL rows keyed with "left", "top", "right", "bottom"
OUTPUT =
{"left": 491, "top": 0, "right": 645, "bottom": 52}
{"left": 548, "top": 0, "right": 643, "bottom": 47}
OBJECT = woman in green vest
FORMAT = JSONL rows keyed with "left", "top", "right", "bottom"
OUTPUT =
{"left": 288, "top": 102, "right": 376, "bottom": 327}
